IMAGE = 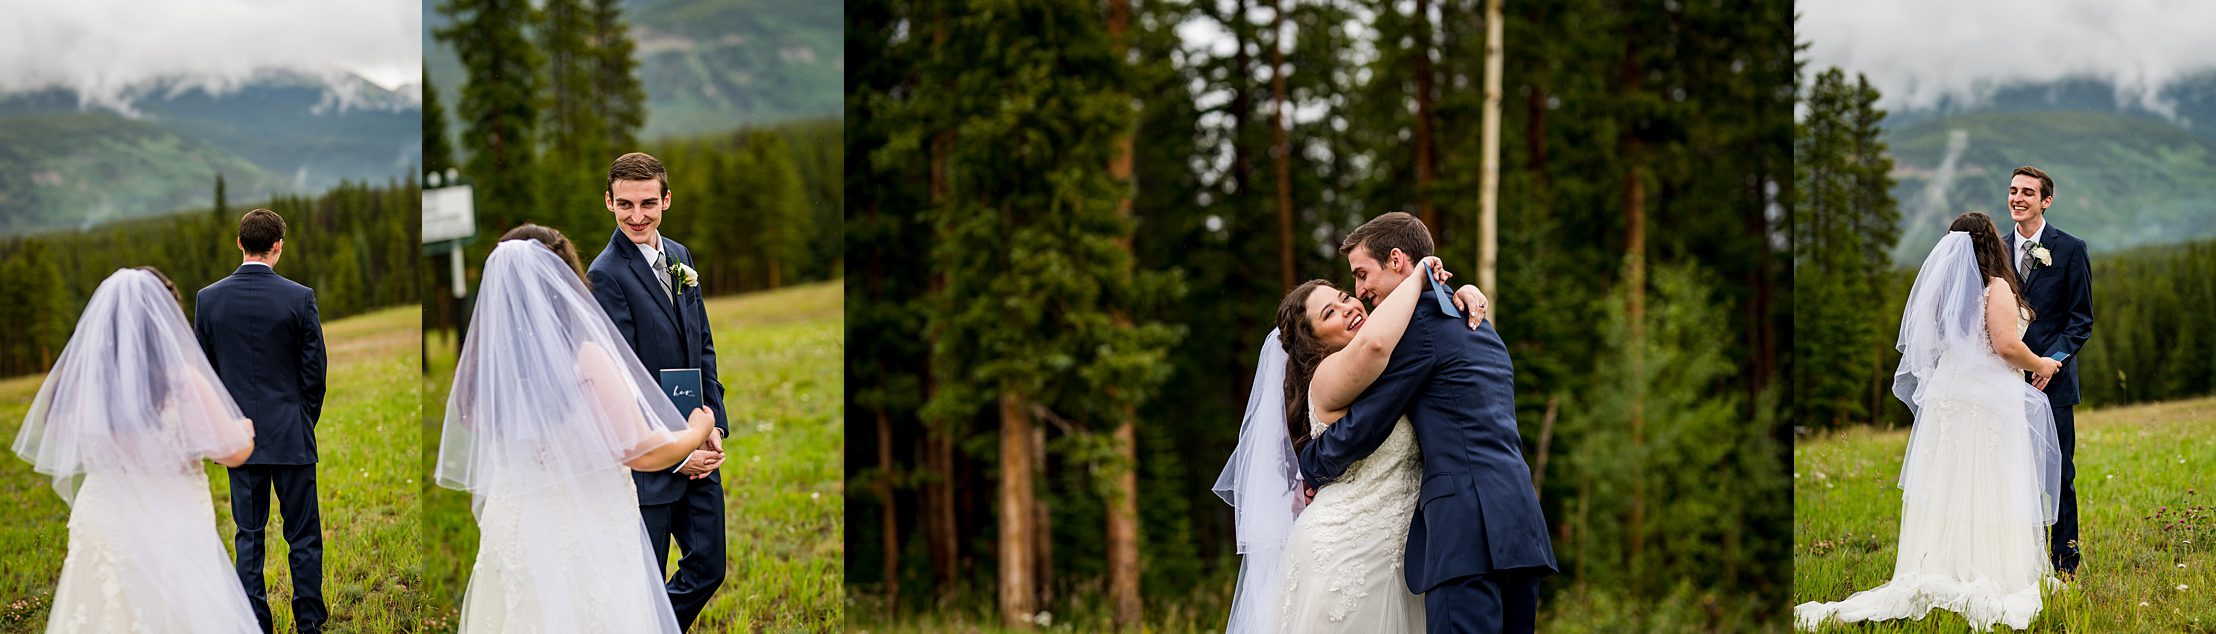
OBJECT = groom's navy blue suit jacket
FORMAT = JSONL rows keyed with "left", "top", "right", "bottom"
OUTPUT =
{"left": 587, "top": 230, "right": 730, "bottom": 506}
{"left": 1299, "top": 275, "right": 1558, "bottom": 592}
{"left": 2008, "top": 223, "right": 2094, "bottom": 407}
{"left": 194, "top": 264, "right": 327, "bottom": 465}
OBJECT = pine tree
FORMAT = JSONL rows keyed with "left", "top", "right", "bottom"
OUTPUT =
{"left": 591, "top": 0, "right": 648, "bottom": 151}
{"left": 423, "top": 65, "right": 456, "bottom": 179}
{"left": 435, "top": 0, "right": 544, "bottom": 235}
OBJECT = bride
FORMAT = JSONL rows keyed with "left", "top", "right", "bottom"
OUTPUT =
{"left": 12, "top": 267, "right": 260, "bottom": 633}
{"left": 1795, "top": 211, "right": 2065, "bottom": 631}
{"left": 436, "top": 226, "right": 715, "bottom": 633}
{"left": 1215, "top": 256, "right": 1484, "bottom": 633}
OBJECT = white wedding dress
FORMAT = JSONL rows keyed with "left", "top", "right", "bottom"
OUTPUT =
{"left": 1795, "top": 276, "right": 2057, "bottom": 631}
{"left": 459, "top": 451, "right": 674, "bottom": 633}
{"left": 1277, "top": 400, "right": 1425, "bottom": 633}
{"left": 48, "top": 466, "right": 260, "bottom": 633}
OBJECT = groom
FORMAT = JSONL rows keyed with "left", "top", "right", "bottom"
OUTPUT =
{"left": 195, "top": 208, "right": 328, "bottom": 634}
{"left": 1299, "top": 212, "right": 1556, "bottom": 634}
{"left": 585, "top": 152, "right": 730, "bottom": 630}
{"left": 2004, "top": 166, "right": 2094, "bottom": 578}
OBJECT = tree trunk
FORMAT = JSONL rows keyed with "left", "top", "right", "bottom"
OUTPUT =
{"left": 876, "top": 408, "right": 900, "bottom": 601}
{"left": 1413, "top": 0, "right": 1437, "bottom": 231}
{"left": 1032, "top": 423, "right": 1054, "bottom": 608}
{"left": 1477, "top": 0, "right": 1503, "bottom": 318}
{"left": 1105, "top": 1, "right": 1144, "bottom": 626}
{"left": 998, "top": 392, "right": 1039, "bottom": 627}
{"left": 1621, "top": 36, "right": 1648, "bottom": 576}
{"left": 1271, "top": 0, "right": 1294, "bottom": 292}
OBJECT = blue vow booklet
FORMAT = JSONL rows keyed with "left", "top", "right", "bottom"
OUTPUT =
{"left": 660, "top": 369, "right": 703, "bottom": 415}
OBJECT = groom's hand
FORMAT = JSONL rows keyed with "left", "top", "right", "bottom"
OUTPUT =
{"left": 677, "top": 450, "right": 723, "bottom": 478}
{"left": 704, "top": 427, "right": 724, "bottom": 453}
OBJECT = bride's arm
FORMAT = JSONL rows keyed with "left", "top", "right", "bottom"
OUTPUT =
{"left": 178, "top": 370, "right": 255, "bottom": 467}
{"left": 576, "top": 342, "right": 711, "bottom": 471}
{"left": 1312, "top": 257, "right": 1445, "bottom": 423}
{"left": 1986, "top": 279, "right": 2057, "bottom": 375}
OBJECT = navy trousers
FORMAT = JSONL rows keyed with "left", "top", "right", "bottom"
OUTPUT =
{"left": 229, "top": 464, "right": 326, "bottom": 634}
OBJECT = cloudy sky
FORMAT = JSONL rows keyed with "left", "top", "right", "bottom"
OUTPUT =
{"left": 1798, "top": 0, "right": 2216, "bottom": 116}
{"left": 0, "top": 0, "right": 419, "bottom": 112}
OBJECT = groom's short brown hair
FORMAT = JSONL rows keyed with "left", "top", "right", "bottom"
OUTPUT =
{"left": 2013, "top": 166, "right": 2053, "bottom": 199}
{"left": 1340, "top": 211, "right": 1435, "bottom": 262}
{"left": 238, "top": 209, "right": 286, "bottom": 256}
{"left": 608, "top": 152, "right": 669, "bottom": 195}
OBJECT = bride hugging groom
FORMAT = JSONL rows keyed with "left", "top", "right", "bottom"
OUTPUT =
{"left": 1218, "top": 211, "right": 1558, "bottom": 634}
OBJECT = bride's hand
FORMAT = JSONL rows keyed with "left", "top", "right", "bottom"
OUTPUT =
{"left": 686, "top": 406, "right": 715, "bottom": 433}
{"left": 1452, "top": 284, "right": 1489, "bottom": 329}
{"left": 1418, "top": 256, "right": 1452, "bottom": 285}
{"left": 2032, "top": 357, "right": 2060, "bottom": 383}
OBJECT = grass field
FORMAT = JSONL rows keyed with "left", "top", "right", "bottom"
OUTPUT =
{"left": 0, "top": 305, "right": 428, "bottom": 633}
{"left": 1795, "top": 397, "right": 2216, "bottom": 632}
{"left": 421, "top": 280, "right": 843, "bottom": 632}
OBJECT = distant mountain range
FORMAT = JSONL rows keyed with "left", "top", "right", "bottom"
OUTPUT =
{"left": 1884, "top": 73, "right": 2216, "bottom": 264}
{"left": 423, "top": 0, "right": 842, "bottom": 143}
{"left": 0, "top": 73, "right": 422, "bottom": 236}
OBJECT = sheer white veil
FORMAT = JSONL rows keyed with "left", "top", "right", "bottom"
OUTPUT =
{"left": 11, "top": 268, "right": 262, "bottom": 631}
{"left": 1894, "top": 231, "right": 2064, "bottom": 525}
{"left": 434, "top": 239, "right": 689, "bottom": 508}
{"left": 1213, "top": 329, "right": 1301, "bottom": 634}
{"left": 13, "top": 268, "right": 251, "bottom": 503}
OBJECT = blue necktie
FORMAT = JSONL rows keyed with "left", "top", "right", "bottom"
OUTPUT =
{"left": 1420, "top": 263, "right": 1461, "bottom": 318}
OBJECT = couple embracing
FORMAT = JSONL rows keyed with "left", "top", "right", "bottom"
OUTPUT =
{"left": 435, "top": 152, "right": 730, "bottom": 632}
{"left": 1217, "top": 212, "right": 1557, "bottom": 634}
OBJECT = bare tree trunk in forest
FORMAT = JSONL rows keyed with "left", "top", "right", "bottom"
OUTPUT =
{"left": 1106, "top": 1, "right": 1144, "bottom": 626}
{"left": 998, "top": 392, "right": 1039, "bottom": 627}
{"left": 1271, "top": 0, "right": 1294, "bottom": 292}
{"left": 876, "top": 408, "right": 900, "bottom": 601}
{"left": 1413, "top": 0, "right": 1438, "bottom": 231}
{"left": 1230, "top": 0, "right": 1255, "bottom": 219}
{"left": 1032, "top": 424, "right": 1053, "bottom": 608}
{"left": 1622, "top": 37, "right": 1648, "bottom": 576}
{"left": 1478, "top": 0, "right": 1503, "bottom": 317}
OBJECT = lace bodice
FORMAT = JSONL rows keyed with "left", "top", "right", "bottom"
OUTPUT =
{"left": 1306, "top": 402, "right": 1421, "bottom": 488}
{"left": 1279, "top": 399, "right": 1425, "bottom": 630}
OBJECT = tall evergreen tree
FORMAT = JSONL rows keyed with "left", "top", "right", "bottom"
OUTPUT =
{"left": 423, "top": 65, "right": 456, "bottom": 179}
{"left": 436, "top": 0, "right": 544, "bottom": 235}
{"left": 591, "top": 0, "right": 648, "bottom": 152}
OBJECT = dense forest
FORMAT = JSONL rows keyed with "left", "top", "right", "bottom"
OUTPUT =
{"left": 0, "top": 178, "right": 421, "bottom": 378}
{"left": 849, "top": 0, "right": 1795, "bottom": 629}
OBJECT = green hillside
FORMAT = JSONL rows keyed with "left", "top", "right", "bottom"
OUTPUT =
{"left": 1885, "top": 110, "right": 2216, "bottom": 263}
{"left": 0, "top": 112, "right": 280, "bottom": 235}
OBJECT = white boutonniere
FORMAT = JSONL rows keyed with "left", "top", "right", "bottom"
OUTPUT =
{"left": 2028, "top": 243, "right": 2052, "bottom": 268}
{"left": 668, "top": 261, "right": 700, "bottom": 288}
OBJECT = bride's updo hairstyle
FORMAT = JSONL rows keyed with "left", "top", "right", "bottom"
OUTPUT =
{"left": 1274, "top": 279, "right": 1335, "bottom": 453}
{"left": 499, "top": 224, "right": 588, "bottom": 288}
{"left": 1948, "top": 211, "right": 2033, "bottom": 321}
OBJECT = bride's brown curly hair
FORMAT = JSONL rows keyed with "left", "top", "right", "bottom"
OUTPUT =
{"left": 1274, "top": 279, "right": 1336, "bottom": 453}
{"left": 1950, "top": 211, "right": 2034, "bottom": 321}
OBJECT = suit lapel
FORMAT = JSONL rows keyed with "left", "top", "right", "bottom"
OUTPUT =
{"left": 612, "top": 230, "right": 680, "bottom": 327}
{"left": 2025, "top": 223, "right": 2061, "bottom": 287}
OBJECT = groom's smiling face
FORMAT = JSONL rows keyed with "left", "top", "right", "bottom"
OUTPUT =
{"left": 2007, "top": 174, "right": 2050, "bottom": 227}
{"left": 607, "top": 178, "right": 669, "bottom": 245}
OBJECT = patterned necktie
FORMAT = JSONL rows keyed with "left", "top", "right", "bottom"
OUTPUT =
{"left": 2018, "top": 243, "right": 2033, "bottom": 280}
{"left": 654, "top": 250, "right": 675, "bottom": 303}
